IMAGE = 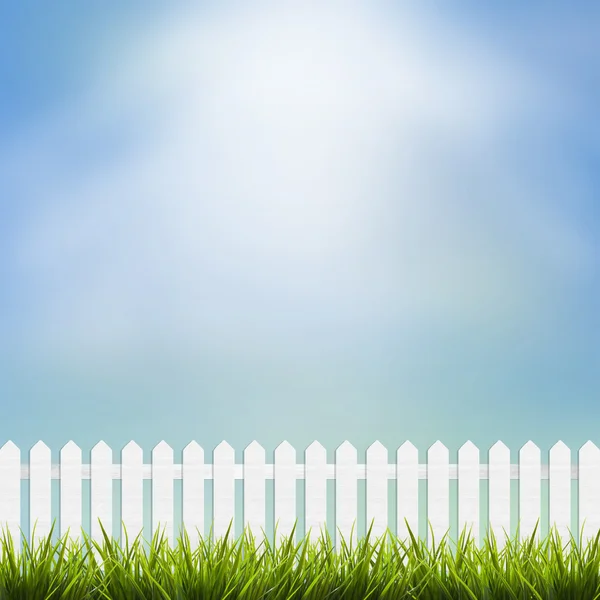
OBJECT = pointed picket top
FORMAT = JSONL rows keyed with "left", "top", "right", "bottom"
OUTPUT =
{"left": 0, "top": 438, "right": 20, "bottom": 476}
{"left": 579, "top": 440, "right": 600, "bottom": 455}
{"left": 489, "top": 441, "right": 510, "bottom": 460}
{"left": 519, "top": 441, "right": 540, "bottom": 467}
{"left": 488, "top": 441, "right": 511, "bottom": 474}
{"left": 579, "top": 441, "right": 600, "bottom": 471}
{"left": 520, "top": 440, "right": 540, "bottom": 454}
{"left": 490, "top": 440, "right": 509, "bottom": 451}
{"left": 459, "top": 440, "right": 478, "bottom": 454}
{"left": 214, "top": 441, "right": 235, "bottom": 462}
{"left": 489, "top": 440, "right": 510, "bottom": 459}
{"left": 183, "top": 440, "right": 202, "bottom": 452}
{"left": 336, "top": 441, "right": 357, "bottom": 463}
{"left": 91, "top": 441, "right": 112, "bottom": 458}
{"left": 152, "top": 441, "right": 173, "bottom": 466}
{"left": 366, "top": 441, "right": 387, "bottom": 460}
{"left": 396, "top": 440, "right": 419, "bottom": 457}
{"left": 31, "top": 440, "right": 50, "bottom": 454}
{"left": 153, "top": 440, "right": 172, "bottom": 452}
{"left": 30, "top": 441, "right": 51, "bottom": 468}
{"left": 458, "top": 442, "right": 479, "bottom": 464}
{"left": 274, "top": 440, "right": 294, "bottom": 452}
{"left": 183, "top": 441, "right": 204, "bottom": 459}
{"left": 336, "top": 440, "right": 355, "bottom": 452}
{"left": 306, "top": 441, "right": 326, "bottom": 459}
{"left": 60, "top": 440, "right": 81, "bottom": 457}
{"left": 152, "top": 440, "right": 173, "bottom": 454}
{"left": 0, "top": 440, "right": 19, "bottom": 457}
{"left": 274, "top": 441, "right": 295, "bottom": 460}
{"left": 549, "top": 441, "right": 570, "bottom": 460}
{"left": 428, "top": 440, "right": 448, "bottom": 458}
{"left": 214, "top": 440, "right": 234, "bottom": 452}
{"left": 244, "top": 440, "right": 265, "bottom": 459}
{"left": 399, "top": 440, "right": 417, "bottom": 451}
{"left": 122, "top": 441, "right": 143, "bottom": 458}
{"left": 397, "top": 441, "right": 418, "bottom": 458}
{"left": 61, "top": 440, "right": 79, "bottom": 450}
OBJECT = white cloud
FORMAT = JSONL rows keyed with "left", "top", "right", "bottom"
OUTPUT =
{"left": 5, "top": 2, "right": 596, "bottom": 362}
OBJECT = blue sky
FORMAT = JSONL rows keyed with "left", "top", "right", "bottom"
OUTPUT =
{"left": 1, "top": 2, "right": 599, "bottom": 549}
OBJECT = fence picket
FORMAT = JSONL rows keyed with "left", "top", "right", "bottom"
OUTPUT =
{"left": 121, "top": 441, "right": 144, "bottom": 548}
{"left": 305, "top": 441, "right": 327, "bottom": 547}
{"left": 519, "top": 441, "right": 541, "bottom": 542}
{"left": 0, "top": 441, "right": 20, "bottom": 555}
{"left": 335, "top": 441, "right": 358, "bottom": 551}
{"left": 549, "top": 441, "right": 571, "bottom": 551}
{"left": 244, "top": 441, "right": 266, "bottom": 548}
{"left": 30, "top": 441, "right": 51, "bottom": 549}
{"left": 182, "top": 441, "right": 204, "bottom": 552}
{"left": 396, "top": 441, "right": 418, "bottom": 550}
{"left": 427, "top": 441, "right": 449, "bottom": 549}
{"left": 152, "top": 441, "right": 174, "bottom": 548}
{"left": 90, "top": 441, "right": 112, "bottom": 568}
{"left": 366, "top": 441, "right": 388, "bottom": 554}
{"left": 488, "top": 441, "right": 510, "bottom": 551}
{"left": 458, "top": 441, "right": 479, "bottom": 547}
{"left": 60, "top": 441, "right": 82, "bottom": 549}
{"left": 274, "top": 441, "right": 296, "bottom": 547}
{"left": 579, "top": 441, "right": 600, "bottom": 550}
{"left": 213, "top": 441, "right": 235, "bottom": 543}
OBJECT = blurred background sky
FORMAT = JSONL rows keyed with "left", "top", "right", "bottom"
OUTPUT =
{"left": 0, "top": 1, "right": 599, "bottom": 550}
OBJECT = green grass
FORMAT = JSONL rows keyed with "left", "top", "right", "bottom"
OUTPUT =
{"left": 1, "top": 517, "right": 600, "bottom": 599}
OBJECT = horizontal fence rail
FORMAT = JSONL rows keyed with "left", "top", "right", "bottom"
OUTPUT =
{"left": 0, "top": 439, "right": 599, "bottom": 557}
{"left": 8, "top": 465, "right": 590, "bottom": 479}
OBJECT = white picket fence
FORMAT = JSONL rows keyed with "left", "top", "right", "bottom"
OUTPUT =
{"left": 0, "top": 439, "right": 599, "bottom": 556}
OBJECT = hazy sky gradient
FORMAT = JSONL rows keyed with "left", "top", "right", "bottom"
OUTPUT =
{"left": 1, "top": 1, "right": 599, "bottom": 549}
